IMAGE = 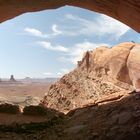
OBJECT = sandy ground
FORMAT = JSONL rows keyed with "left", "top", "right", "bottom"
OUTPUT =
{"left": 0, "top": 82, "right": 51, "bottom": 106}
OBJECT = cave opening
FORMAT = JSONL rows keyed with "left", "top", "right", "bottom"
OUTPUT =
{"left": 0, "top": 4, "right": 139, "bottom": 113}
{"left": 0, "top": 3, "right": 139, "bottom": 138}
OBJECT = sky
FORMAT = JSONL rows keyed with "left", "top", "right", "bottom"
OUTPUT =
{"left": 0, "top": 6, "right": 139, "bottom": 79}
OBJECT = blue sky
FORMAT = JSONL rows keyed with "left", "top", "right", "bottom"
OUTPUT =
{"left": 0, "top": 6, "right": 139, "bottom": 78}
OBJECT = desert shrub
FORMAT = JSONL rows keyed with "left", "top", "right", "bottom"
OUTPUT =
{"left": 0, "top": 103, "right": 20, "bottom": 114}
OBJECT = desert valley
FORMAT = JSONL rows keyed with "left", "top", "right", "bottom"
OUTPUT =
{"left": 0, "top": 0, "right": 139, "bottom": 140}
{"left": 0, "top": 77, "right": 57, "bottom": 106}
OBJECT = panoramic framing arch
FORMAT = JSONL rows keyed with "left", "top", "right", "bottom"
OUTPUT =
{"left": 0, "top": 0, "right": 140, "bottom": 32}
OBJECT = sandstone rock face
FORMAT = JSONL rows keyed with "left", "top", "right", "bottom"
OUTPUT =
{"left": 0, "top": 0, "right": 139, "bottom": 32}
{"left": 41, "top": 42, "right": 140, "bottom": 113}
{"left": 127, "top": 44, "right": 140, "bottom": 92}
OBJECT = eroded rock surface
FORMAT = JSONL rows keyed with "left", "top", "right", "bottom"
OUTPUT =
{"left": 0, "top": 0, "right": 139, "bottom": 32}
{"left": 0, "top": 92, "right": 140, "bottom": 140}
{"left": 41, "top": 42, "right": 140, "bottom": 113}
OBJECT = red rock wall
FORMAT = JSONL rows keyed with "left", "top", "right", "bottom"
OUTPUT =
{"left": 0, "top": 0, "right": 139, "bottom": 32}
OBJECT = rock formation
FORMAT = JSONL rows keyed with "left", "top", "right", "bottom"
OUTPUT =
{"left": 0, "top": 0, "right": 139, "bottom": 32}
{"left": 0, "top": 103, "right": 20, "bottom": 114}
{"left": 0, "top": 43, "right": 139, "bottom": 139}
{"left": 41, "top": 42, "right": 140, "bottom": 113}
{"left": 0, "top": 88, "right": 140, "bottom": 140}
{"left": 10, "top": 75, "right": 16, "bottom": 82}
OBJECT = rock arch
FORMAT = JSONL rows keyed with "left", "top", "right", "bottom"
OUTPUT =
{"left": 0, "top": 0, "right": 139, "bottom": 32}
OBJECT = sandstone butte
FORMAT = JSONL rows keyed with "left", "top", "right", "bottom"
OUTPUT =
{"left": 0, "top": 0, "right": 139, "bottom": 33}
{"left": 41, "top": 42, "right": 140, "bottom": 113}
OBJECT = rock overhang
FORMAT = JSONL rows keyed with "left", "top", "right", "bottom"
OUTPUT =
{"left": 0, "top": 0, "right": 139, "bottom": 32}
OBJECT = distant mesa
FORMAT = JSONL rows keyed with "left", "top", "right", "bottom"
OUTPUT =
{"left": 24, "top": 77, "right": 31, "bottom": 80}
{"left": 10, "top": 75, "right": 16, "bottom": 82}
{"left": 23, "top": 77, "right": 32, "bottom": 81}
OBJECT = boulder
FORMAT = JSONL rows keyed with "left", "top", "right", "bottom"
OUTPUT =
{"left": 0, "top": 103, "right": 20, "bottom": 114}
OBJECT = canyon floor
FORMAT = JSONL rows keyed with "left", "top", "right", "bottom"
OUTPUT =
{"left": 0, "top": 80, "right": 54, "bottom": 106}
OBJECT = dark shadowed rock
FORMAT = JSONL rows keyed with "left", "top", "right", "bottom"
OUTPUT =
{"left": 23, "top": 105, "right": 64, "bottom": 118}
{"left": 0, "top": 103, "right": 20, "bottom": 114}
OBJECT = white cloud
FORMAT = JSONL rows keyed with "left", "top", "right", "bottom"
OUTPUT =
{"left": 39, "top": 40, "right": 108, "bottom": 64}
{"left": 65, "top": 14, "right": 130, "bottom": 38}
{"left": 41, "top": 41, "right": 109, "bottom": 77}
{"left": 24, "top": 24, "right": 63, "bottom": 38}
{"left": 24, "top": 13, "right": 130, "bottom": 39}
{"left": 61, "top": 68, "right": 70, "bottom": 74}
{"left": 56, "top": 68, "right": 71, "bottom": 77}
{"left": 43, "top": 68, "right": 71, "bottom": 78}
{"left": 65, "top": 14, "right": 76, "bottom": 20}
{"left": 97, "top": 15, "right": 130, "bottom": 37}
{"left": 24, "top": 27, "right": 48, "bottom": 38}
{"left": 56, "top": 72, "right": 62, "bottom": 76}
{"left": 52, "top": 24, "right": 62, "bottom": 36}
{"left": 59, "top": 41, "right": 109, "bottom": 64}
{"left": 38, "top": 41, "right": 69, "bottom": 52}
{"left": 43, "top": 72, "right": 53, "bottom": 76}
